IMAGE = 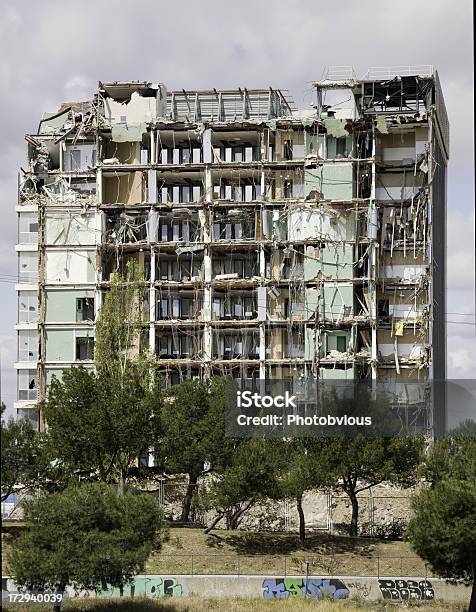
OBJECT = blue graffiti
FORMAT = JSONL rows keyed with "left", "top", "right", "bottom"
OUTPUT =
{"left": 263, "top": 577, "right": 349, "bottom": 599}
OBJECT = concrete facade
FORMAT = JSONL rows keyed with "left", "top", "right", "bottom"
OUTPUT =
{"left": 15, "top": 67, "right": 448, "bottom": 430}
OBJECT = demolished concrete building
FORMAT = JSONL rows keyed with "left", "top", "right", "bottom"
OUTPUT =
{"left": 15, "top": 66, "right": 448, "bottom": 430}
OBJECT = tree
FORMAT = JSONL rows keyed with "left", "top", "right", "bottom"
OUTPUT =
{"left": 280, "top": 438, "right": 330, "bottom": 541}
{"left": 8, "top": 483, "right": 164, "bottom": 611}
{"left": 42, "top": 363, "right": 162, "bottom": 493}
{"left": 1, "top": 405, "right": 47, "bottom": 502}
{"left": 199, "top": 438, "right": 284, "bottom": 533}
{"left": 41, "top": 262, "right": 162, "bottom": 493}
{"left": 159, "top": 377, "right": 236, "bottom": 522}
{"left": 323, "top": 435, "right": 424, "bottom": 536}
{"left": 407, "top": 428, "right": 476, "bottom": 610}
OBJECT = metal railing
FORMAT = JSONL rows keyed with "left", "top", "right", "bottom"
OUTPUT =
{"left": 364, "top": 66, "right": 434, "bottom": 80}
{"left": 147, "top": 554, "right": 431, "bottom": 578}
{"left": 322, "top": 66, "right": 357, "bottom": 81}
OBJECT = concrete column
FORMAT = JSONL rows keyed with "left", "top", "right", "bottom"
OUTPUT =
{"left": 203, "top": 249, "right": 212, "bottom": 363}
{"left": 370, "top": 135, "right": 378, "bottom": 382}
{"left": 259, "top": 324, "right": 266, "bottom": 378}
{"left": 150, "top": 128, "right": 156, "bottom": 165}
{"left": 259, "top": 244, "right": 266, "bottom": 277}
{"left": 149, "top": 251, "right": 156, "bottom": 353}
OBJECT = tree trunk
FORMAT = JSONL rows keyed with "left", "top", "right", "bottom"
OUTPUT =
{"left": 117, "top": 473, "right": 125, "bottom": 496}
{"left": 469, "top": 578, "right": 476, "bottom": 612}
{"left": 180, "top": 473, "right": 197, "bottom": 522}
{"left": 229, "top": 501, "right": 255, "bottom": 530}
{"left": 296, "top": 493, "right": 306, "bottom": 541}
{"left": 204, "top": 511, "right": 226, "bottom": 534}
{"left": 349, "top": 491, "right": 359, "bottom": 536}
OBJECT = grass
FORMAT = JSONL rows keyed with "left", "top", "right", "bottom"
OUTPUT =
{"left": 2, "top": 526, "right": 429, "bottom": 577}
{"left": 1, "top": 598, "right": 468, "bottom": 612}
{"left": 144, "top": 527, "right": 431, "bottom": 577}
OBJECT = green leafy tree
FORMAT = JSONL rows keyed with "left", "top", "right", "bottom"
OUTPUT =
{"left": 94, "top": 260, "right": 146, "bottom": 377}
{"left": 42, "top": 363, "right": 162, "bottom": 493}
{"left": 323, "top": 435, "right": 424, "bottom": 536}
{"left": 407, "top": 427, "right": 476, "bottom": 610}
{"left": 42, "top": 262, "right": 162, "bottom": 494}
{"left": 199, "top": 438, "right": 284, "bottom": 532}
{"left": 280, "top": 438, "right": 330, "bottom": 541}
{"left": 160, "top": 377, "right": 237, "bottom": 523}
{"left": 1, "top": 405, "right": 47, "bottom": 502}
{"left": 8, "top": 483, "right": 164, "bottom": 611}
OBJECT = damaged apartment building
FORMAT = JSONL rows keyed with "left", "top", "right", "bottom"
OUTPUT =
{"left": 15, "top": 66, "right": 448, "bottom": 430}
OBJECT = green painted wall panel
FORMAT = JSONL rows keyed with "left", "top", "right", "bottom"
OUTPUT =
{"left": 46, "top": 290, "right": 94, "bottom": 323}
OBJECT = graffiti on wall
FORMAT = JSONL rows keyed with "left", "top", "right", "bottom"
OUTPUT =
{"left": 263, "top": 578, "right": 349, "bottom": 599}
{"left": 97, "top": 577, "right": 182, "bottom": 598}
{"left": 378, "top": 579, "right": 434, "bottom": 600}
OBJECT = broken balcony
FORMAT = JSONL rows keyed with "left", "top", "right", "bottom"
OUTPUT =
{"left": 155, "top": 129, "right": 203, "bottom": 165}
{"left": 212, "top": 290, "right": 257, "bottom": 320}
{"left": 156, "top": 291, "right": 203, "bottom": 321}
{"left": 212, "top": 210, "right": 256, "bottom": 242}
{"left": 158, "top": 179, "right": 204, "bottom": 204}
{"left": 212, "top": 252, "right": 259, "bottom": 281}
{"left": 211, "top": 130, "right": 261, "bottom": 163}
{"left": 102, "top": 251, "right": 151, "bottom": 281}
{"left": 156, "top": 332, "right": 202, "bottom": 359}
{"left": 105, "top": 211, "right": 148, "bottom": 244}
{"left": 157, "top": 212, "right": 200, "bottom": 243}
{"left": 265, "top": 170, "right": 304, "bottom": 200}
{"left": 101, "top": 132, "right": 150, "bottom": 165}
{"left": 102, "top": 171, "right": 145, "bottom": 205}
{"left": 266, "top": 329, "right": 305, "bottom": 359}
{"left": 212, "top": 177, "right": 262, "bottom": 202}
{"left": 213, "top": 330, "right": 259, "bottom": 360}
{"left": 156, "top": 254, "right": 203, "bottom": 282}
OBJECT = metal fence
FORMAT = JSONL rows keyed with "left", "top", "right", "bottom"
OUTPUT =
{"left": 148, "top": 554, "right": 431, "bottom": 578}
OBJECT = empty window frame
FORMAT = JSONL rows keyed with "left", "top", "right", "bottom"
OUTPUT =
{"left": 378, "top": 299, "right": 390, "bottom": 317}
{"left": 157, "top": 296, "right": 195, "bottom": 319}
{"left": 158, "top": 219, "right": 197, "bottom": 242}
{"left": 157, "top": 334, "right": 201, "bottom": 358}
{"left": 214, "top": 332, "right": 259, "bottom": 360}
{"left": 336, "top": 137, "right": 347, "bottom": 158}
{"left": 75, "top": 337, "right": 94, "bottom": 361}
{"left": 156, "top": 257, "right": 202, "bottom": 281}
{"left": 76, "top": 297, "right": 95, "bottom": 322}
{"left": 212, "top": 257, "right": 256, "bottom": 278}
{"left": 213, "top": 294, "right": 256, "bottom": 319}
{"left": 159, "top": 184, "right": 202, "bottom": 204}
{"left": 213, "top": 215, "right": 255, "bottom": 241}
{"left": 18, "top": 369, "right": 38, "bottom": 401}
{"left": 70, "top": 149, "right": 81, "bottom": 171}
{"left": 283, "top": 139, "right": 293, "bottom": 160}
{"left": 336, "top": 335, "right": 347, "bottom": 352}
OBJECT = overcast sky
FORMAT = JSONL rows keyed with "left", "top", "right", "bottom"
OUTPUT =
{"left": 0, "top": 0, "right": 474, "bottom": 415}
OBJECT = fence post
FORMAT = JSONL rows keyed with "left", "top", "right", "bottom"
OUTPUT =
{"left": 284, "top": 556, "right": 287, "bottom": 577}
{"left": 377, "top": 556, "right": 380, "bottom": 578}
{"left": 191, "top": 554, "right": 194, "bottom": 576}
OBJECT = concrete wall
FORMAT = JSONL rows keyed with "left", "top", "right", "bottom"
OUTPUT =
{"left": 46, "top": 289, "right": 94, "bottom": 323}
{"left": 45, "top": 250, "right": 96, "bottom": 284}
{"left": 3, "top": 575, "right": 470, "bottom": 603}
{"left": 45, "top": 212, "right": 98, "bottom": 246}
